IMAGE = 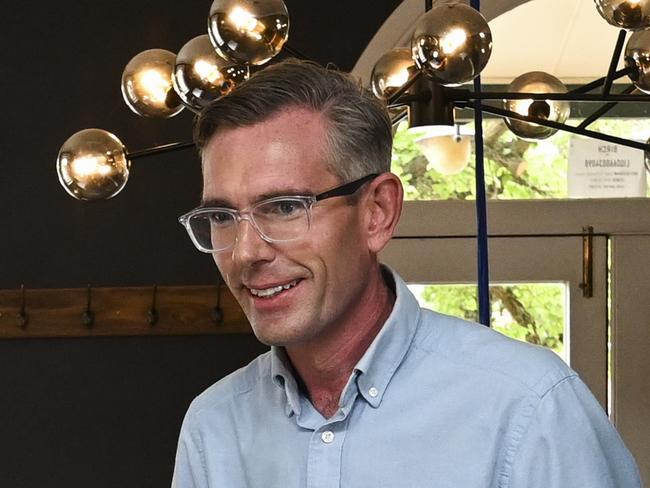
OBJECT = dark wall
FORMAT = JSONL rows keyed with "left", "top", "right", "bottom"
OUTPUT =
{"left": 0, "top": 336, "right": 269, "bottom": 487}
{"left": 0, "top": 1, "right": 401, "bottom": 486}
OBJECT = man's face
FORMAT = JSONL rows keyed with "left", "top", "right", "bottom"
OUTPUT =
{"left": 201, "top": 107, "right": 374, "bottom": 347}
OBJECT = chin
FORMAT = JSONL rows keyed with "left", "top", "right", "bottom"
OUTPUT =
{"left": 249, "top": 314, "right": 319, "bottom": 348}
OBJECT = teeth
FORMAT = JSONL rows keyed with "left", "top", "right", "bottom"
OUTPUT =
{"left": 250, "top": 280, "right": 298, "bottom": 298}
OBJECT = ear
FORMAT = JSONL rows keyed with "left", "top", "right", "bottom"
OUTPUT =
{"left": 362, "top": 173, "right": 404, "bottom": 254}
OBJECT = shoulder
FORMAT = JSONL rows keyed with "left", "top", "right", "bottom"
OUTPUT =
{"left": 184, "top": 350, "right": 272, "bottom": 422}
{"left": 412, "top": 309, "right": 574, "bottom": 398}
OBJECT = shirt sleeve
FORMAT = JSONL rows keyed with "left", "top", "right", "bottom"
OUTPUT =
{"left": 171, "top": 413, "right": 210, "bottom": 488}
{"left": 506, "top": 375, "right": 642, "bottom": 488}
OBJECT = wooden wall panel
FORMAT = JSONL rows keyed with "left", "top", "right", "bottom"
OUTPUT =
{"left": 0, "top": 285, "right": 250, "bottom": 338}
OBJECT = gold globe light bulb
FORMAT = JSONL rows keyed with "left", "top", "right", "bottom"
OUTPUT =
{"left": 411, "top": 3, "right": 492, "bottom": 86}
{"left": 503, "top": 71, "right": 570, "bottom": 141}
{"left": 193, "top": 59, "right": 225, "bottom": 84}
{"left": 624, "top": 30, "right": 650, "bottom": 94}
{"left": 595, "top": 0, "right": 650, "bottom": 30}
{"left": 229, "top": 6, "right": 265, "bottom": 38}
{"left": 440, "top": 28, "right": 468, "bottom": 55}
{"left": 370, "top": 48, "right": 416, "bottom": 100}
{"left": 56, "top": 129, "right": 130, "bottom": 201}
{"left": 172, "top": 35, "right": 250, "bottom": 111}
{"left": 138, "top": 70, "right": 170, "bottom": 104}
{"left": 121, "top": 49, "right": 184, "bottom": 118}
{"left": 411, "top": 125, "right": 472, "bottom": 176}
{"left": 208, "top": 0, "right": 289, "bottom": 66}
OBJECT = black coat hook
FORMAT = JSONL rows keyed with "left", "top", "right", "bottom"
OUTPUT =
{"left": 147, "top": 285, "right": 159, "bottom": 326}
{"left": 211, "top": 280, "right": 224, "bottom": 326}
{"left": 82, "top": 284, "right": 95, "bottom": 328}
{"left": 17, "top": 284, "right": 28, "bottom": 329}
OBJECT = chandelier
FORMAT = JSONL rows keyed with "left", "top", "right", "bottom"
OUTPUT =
{"left": 54, "top": 0, "right": 650, "bottom": 324}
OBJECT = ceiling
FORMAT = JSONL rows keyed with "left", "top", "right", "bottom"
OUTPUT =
{"left": 483, "top": 0, "right": 626, "bottom": 84}
{"left": 354, "top": 0, "right": 627, "bottom": 86}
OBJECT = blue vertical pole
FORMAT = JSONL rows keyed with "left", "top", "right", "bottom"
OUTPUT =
{"left": 469, "top": 0, "right": 491, "bottom": 326}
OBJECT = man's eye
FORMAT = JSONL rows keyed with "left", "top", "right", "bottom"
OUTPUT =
{"left": 263, "top": 200, "right": 303, "bottom": 218}
{"left": 209, "top": 211, "right": 235, "bottom": 226}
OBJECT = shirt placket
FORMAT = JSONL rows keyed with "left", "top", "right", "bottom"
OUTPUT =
{"left": 300, "top": 381, "right": 361, "bottom": 488}
{"left": 305, "top": 416, "right": 350, "bottom": 488}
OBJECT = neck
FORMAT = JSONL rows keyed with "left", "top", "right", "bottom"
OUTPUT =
{"left": 285, "top": 266, "right": 395, "bottom": 418}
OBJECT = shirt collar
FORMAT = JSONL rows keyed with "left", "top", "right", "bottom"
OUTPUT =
{"left": 352, "top": 267, "right": 421, "bottom": 408}
{"left": 271, "top": 347, "right": 302, "bottom": 417}
{"left": 271, "top": 266, "right": 422, "bottom": 414}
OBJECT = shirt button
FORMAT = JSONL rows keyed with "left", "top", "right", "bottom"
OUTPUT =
{"left": 369, "top": 387, "right": 379, "bottom": 398}
{"left": 321, "top": 430, "right": 335, "bottom": 444}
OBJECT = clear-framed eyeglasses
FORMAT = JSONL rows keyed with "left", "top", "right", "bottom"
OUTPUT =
{"left": 179, "top": 173, "right": 380, "bottom": 253}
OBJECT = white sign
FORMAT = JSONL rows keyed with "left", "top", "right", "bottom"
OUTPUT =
{"left": 568, "top": 138, "right": 647, "bottom": 198}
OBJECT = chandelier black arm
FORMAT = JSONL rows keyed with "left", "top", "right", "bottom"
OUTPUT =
{"left": 123, "top": 90, "right": 647, "bottom": 161}
{"left": 390, "top": 107, "right": 408, "bottom": 126}
{"left": 282, "top": 43, "right": 311, "bottom": 60}
{"left": 458, "top": 102, "right": 650, "bottom": 152}
{"left": 388, "top": 92, "right": 431, "bottom": 107}
{"left": 387, "top": 70, "right": 423, "bottom": 106}
{"left": 447, "top": 89, "right": 650, "bottom": 102}
{"left": 127, "top": 141, "right": 196, "bottom": 160}
{"left": 578, "top": 85, "right": 636, "bottom": 130}
{"left": 570, "top": 66, "right": 634, "bottom": 94}
{"left": 603, "top": 29, "right": 628, "bottom": 96}
{"left": 445, "top": 65, "right": 636, "bottom": 103}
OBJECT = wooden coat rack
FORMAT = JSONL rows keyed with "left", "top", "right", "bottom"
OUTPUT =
{"left": 0, "top": 284, "right": 250, "bottom": 339}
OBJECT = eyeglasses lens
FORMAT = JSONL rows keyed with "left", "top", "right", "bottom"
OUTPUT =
{"left": 187, "top": 198, "right": 310, "bottom": 251}
{"left": 188, "top": 211, "right": 237, "bottom": 251}
{"left": 253, "top": 199, "right": 310, "bottom": 242}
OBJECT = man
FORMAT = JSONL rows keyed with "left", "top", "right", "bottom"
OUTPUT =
{"left": 173, "top": 59, "right": 641, "bottom": 487}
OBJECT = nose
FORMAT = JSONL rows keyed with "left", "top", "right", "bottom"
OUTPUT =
{"left": 230, "top": 216, "right": 275, "bottom": 266}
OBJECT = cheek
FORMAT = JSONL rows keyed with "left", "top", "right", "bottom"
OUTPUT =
{"left": 313, "top": 206, "right": 364, "bottom": 242}
{"left": 212, "top": 254, "right": 224, "bottom": 271}
{"left": 311, "top": 213, "right": 368, "bottom": 274}
{"left": 213, "top": 255, "right": 233, "bottom": 286}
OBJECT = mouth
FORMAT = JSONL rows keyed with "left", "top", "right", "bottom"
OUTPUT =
{"left": 247, "top": 279, "right": 301, "bottom": 299}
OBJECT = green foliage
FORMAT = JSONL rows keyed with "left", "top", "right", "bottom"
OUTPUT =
{"left": 414, "top": 284, "right": 565, "bottom": 356}
{"left": 392, "top": 125, "right": 477, "bottom": 200}
{"left": 392, "top": 117, "right": 650, "bottom": 201}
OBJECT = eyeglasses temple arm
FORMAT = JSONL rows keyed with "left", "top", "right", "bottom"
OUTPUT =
{"left": 314, "top": 173, "right": 379, "bottom": 201}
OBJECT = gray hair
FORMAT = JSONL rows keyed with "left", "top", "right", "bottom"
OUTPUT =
{"left": 193, "top": 59, "right": 393, "bottom": 182}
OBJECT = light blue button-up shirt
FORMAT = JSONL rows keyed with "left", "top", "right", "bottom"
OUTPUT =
{"left": 172, "top": 269, "right": 641, "bottom": 487}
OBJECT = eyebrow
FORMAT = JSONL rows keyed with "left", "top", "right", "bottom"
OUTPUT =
{"left": 199, "top": 197, "right": 234, "bottom": 208}
{"left": 200, "top": 188, "right": 316, "bottom": 208}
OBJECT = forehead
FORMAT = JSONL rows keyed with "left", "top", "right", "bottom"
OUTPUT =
{"left": 201, "top": 108, "right": 338, "bottom": 205}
